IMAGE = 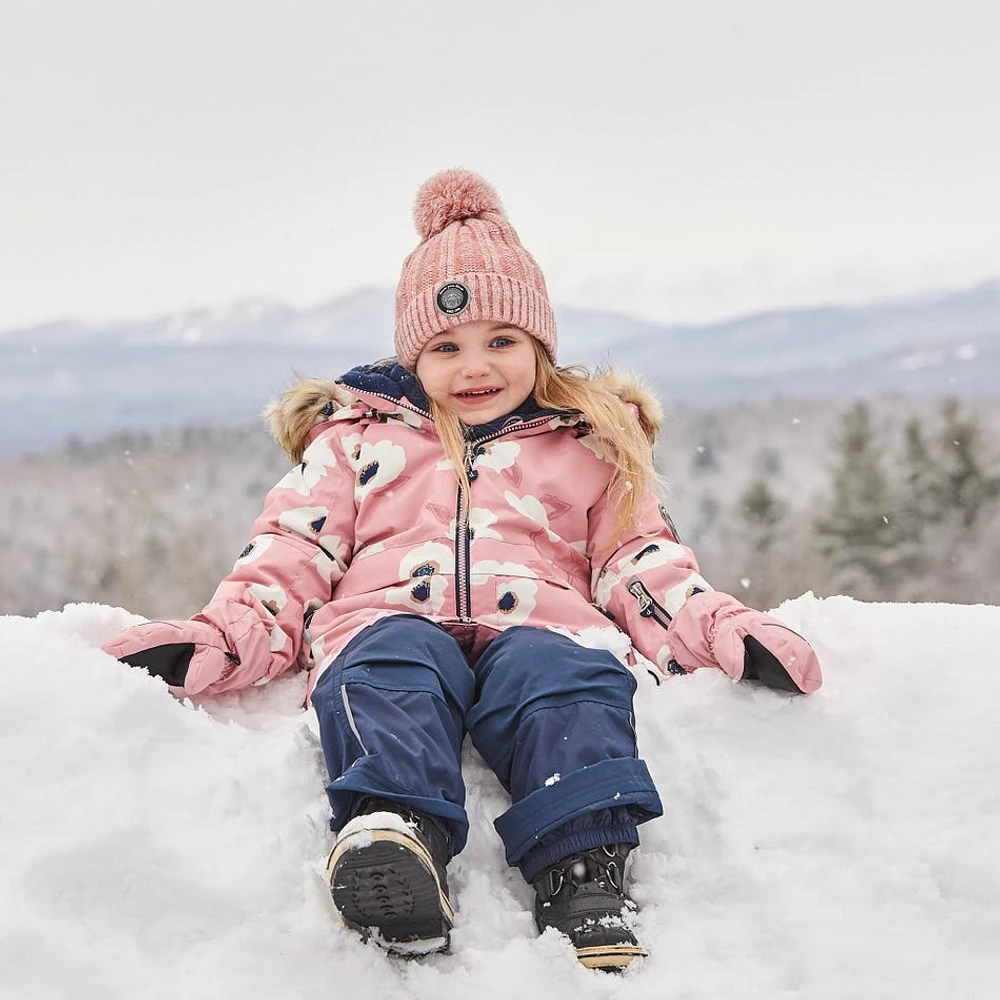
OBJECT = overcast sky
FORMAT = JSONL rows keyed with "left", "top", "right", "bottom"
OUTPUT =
{"left": 1, "top": 0, "right": 998, "bottom": 330}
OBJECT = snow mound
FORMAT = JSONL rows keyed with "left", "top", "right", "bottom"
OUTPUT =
{"left": 2, "top": 596, "right": 999, "bottom": 999}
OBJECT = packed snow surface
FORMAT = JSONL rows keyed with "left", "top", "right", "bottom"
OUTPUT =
{"left": 2, "top": 595, "right": 998, "bottom": 999}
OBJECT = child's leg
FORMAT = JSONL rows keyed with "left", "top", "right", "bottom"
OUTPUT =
{"left": 311, "top": 614, "right": 475, "bottom": 856}
{"left": 312, "top": 614, "right": 475, "bottom": 952}
{"left": 466, "top": 626, "right": 662, "bottom": 968}
{"left": 465, "top": 625, "right": 662, "bottom": 881}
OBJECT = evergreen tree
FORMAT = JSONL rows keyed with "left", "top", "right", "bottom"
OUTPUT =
{"left": 740, "top": 476, "right": 787, "bottom": 556}
{"left": 899, "top": 417, "right": 942, "bottom": 522}
{"left": 736, "top": 475, "right": 791, "bottom": 609}
{"left": 889, "top": 416, "right": 948, "bottom": 596}
{"left": 814, "top": 401, "right": 901, "bottom": 599}
{"left": 933, "top": 399, "right": 1000, "bottom": 529}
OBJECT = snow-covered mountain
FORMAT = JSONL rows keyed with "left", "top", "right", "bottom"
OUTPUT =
{"left": 2, "top": 595, "right": 998, "bottom": 999}
{"left": 2, "top": 281, "right": 998, "bottom": 457}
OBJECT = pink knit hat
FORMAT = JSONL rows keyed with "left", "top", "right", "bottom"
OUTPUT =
{"left": 394, "top": 168, "right": 558, "bottom": 368}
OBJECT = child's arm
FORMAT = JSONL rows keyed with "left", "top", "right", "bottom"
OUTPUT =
{"left": 589, "top": 490, "right": 822, "bottom": 694}
{"left": 102, "top": 429, "right": 354, "bottom": 696}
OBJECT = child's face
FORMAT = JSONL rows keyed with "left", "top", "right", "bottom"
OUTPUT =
{"left": 415, "top": 321, "right": 537, "bottom": 424}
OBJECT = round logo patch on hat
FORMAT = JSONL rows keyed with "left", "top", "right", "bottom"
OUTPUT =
{"left": 436, "top": 281, "right": 471, "bottom": 316}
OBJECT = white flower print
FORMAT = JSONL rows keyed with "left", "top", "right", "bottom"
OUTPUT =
{"left": 619, "top": 539, "right": 688, "bottom": 571}
{"left": 593, "top": 567, "right": 616, "bottom": 611}
{"left": 466, "top": 508, "right": 502, "bottom": 540}
{"left": 312, "top": 547, "right": 346, "bottom": 587}
{"left": 233, "top": 534, "right": 275, "bottom": 570}
{"left": 393, "top": 407, "right": 425, "bottom": 429}
{"left": 400, "top": 542, "right": 455, "bottom": 577}
{"left": 274, "top": 464, "right": 320, "bottom": 497}
{"left": 354, "top": 439, "right": 407, "bottom": 501}
{"left": 317, "top": 533, "right": 349, "bottom": 581}
{"left": 278, "top": 505, "right": 329, "bottom": 540}
{"left": 247, "top": 583, "right": 288, "bottom": 618}
{"left": 661, "top": 574, "right": 713, "bottom": 617}
{"left": 577, "top": 433, "right": 612, "bottom": 463}
{"left": 340, "top": 433, "right": 364, "bottom": 467}
{"left": 504, "top": 491, "right": 560, "bottom": 542}
{"left": 273, "top": 437, "right": 338, "bottom": 496}
{"left": 385, "top": 542, "right": 454, "bottom": 614}
{"left": 479, "top": 576, "right": 538, "bottom": 627}
{"left": 471, "top": 560, "right": 538, "bottom": 626}
{"left": 386, "top": 576, "right": 449, "bottom": 614}
{"left": 475, "top": 440, "right": 520, "bottom": 472}
{"left": 655, "top": 642, "right": 679, "bottom": 673}
{"left": 302, "top": 435, "right": 338, "bottom": 468}
{"left": 354, "top": 540, "right": 385, "bottom": 560}
{"left": 268, "top": 623, "right": 290, "bottom": 653}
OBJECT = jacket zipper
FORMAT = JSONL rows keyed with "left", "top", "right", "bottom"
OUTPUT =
{"left": 452, "top": 414, "right": 571, "bottom": 620}
{"left": 626, "top": 578, "right": 673, "bottom": 629}
{"left": 454, "top": 440, "right": 475, "bottom": 620}
{"left": 335, "top": 385, "right": 577, "bottom": 623}
{"left": 627, "top": 579, "right": 688, "bottom": 676}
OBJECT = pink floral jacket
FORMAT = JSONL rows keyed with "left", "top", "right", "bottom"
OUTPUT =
{"left": 103, "top": 363, "right": 822, "bottom": 699}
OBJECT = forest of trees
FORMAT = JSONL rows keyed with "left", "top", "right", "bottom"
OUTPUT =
{"left": 2, "top": 394, "right": 999, "bottom": 621}
{"left": 665, "top": 395, "right": 1000, "bottom": 610}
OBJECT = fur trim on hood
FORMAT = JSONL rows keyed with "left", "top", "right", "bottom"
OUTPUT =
{"left": 609, "top": 370, "right": 664, "bottom": 445}
{"left": 262, "top": 378, "right": 356, "bottom": 464}
{"left": 264, "top": 370, "right": 664, "bottom": 464}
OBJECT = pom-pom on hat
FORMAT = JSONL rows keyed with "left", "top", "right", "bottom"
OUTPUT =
{"left": 394, "top": 168, "right": 558, "bottom": 368}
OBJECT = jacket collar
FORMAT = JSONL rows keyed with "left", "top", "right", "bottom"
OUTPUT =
{"left": 337, "top": 360, "right": 577, "bottom": 439}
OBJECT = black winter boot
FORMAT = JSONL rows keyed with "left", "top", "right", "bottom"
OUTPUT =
{"left": 532, "top": 844, "right": 646, "bottom": 970}
{"left": 326, "top": 797, "right": 454, "bottom": 956}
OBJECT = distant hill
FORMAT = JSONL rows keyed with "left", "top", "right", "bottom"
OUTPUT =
{"left": 2, "top": 280, "right": 998, "bottom": 457}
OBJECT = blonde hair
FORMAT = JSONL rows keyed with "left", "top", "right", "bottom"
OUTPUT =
{"left": 426, "top": 339, "right": 660, "bottom": 543}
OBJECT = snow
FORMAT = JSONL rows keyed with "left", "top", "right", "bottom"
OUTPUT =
{"left": 2, "top": 595, "right": 1000, "bottom": 999}
{"left": 337, "top": 810, "right": 418, "bottom": 845}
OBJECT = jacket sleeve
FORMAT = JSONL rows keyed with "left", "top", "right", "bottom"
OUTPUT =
{"left": 102, "top": 428, "right": 356, "bottom": 695}
{"left": 588, "top": 487, "right": 822, "bottom": 694}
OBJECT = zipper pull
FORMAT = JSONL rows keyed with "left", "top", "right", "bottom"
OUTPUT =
{"left": 627, "top": 580, "right": 652, "bottom": 614}
{"left": 464, "top": 440, "right": 478, "bottom": 480}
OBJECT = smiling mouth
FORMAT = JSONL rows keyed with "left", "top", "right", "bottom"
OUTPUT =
{"left": 454, "top": 388, "right": 501, "bottom": 400}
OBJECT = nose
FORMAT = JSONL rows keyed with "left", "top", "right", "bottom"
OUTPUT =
{"left": 459, "top": 348, "right": 491, "bottom": 378}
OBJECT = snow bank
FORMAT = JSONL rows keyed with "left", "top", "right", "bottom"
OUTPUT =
{"left": 1, "top": 595, "right": 998, "bottom": 999}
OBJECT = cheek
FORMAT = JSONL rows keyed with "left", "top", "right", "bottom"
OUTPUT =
{"left": 414, "top": 357, "right": 443, "bottom": 395}
{"left": 516, "top": 354, "right": 537, "bottom": 389}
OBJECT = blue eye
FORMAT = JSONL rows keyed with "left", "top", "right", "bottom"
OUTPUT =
{"left": 491, "top": 337, "right": 514, "bottom": 348}
{"left": 433, "top": 343, "right": 458, "bottom": 353}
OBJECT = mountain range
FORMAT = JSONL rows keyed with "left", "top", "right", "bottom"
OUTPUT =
{"left": 2, "top": 280, "right": 998, "bottom": 458}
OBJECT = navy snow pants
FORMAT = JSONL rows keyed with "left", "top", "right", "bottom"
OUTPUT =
{"left": 311, "top": 615, "right": 663, "bottom": 881}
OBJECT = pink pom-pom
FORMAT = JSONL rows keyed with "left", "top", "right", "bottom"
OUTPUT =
{"left": 413, "top": 169, "right": 504, "bottom": 239}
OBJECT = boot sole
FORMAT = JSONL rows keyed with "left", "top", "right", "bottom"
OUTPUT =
{"left": 327, "top": 830, "right": 453, "bottom": 955}
{"left": 576, "top": 942, "right": 648, "bottom": 970}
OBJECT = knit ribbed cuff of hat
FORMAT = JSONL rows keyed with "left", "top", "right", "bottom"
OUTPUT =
{"left": 395, "top": 272, "right": 558, "bottom": 369}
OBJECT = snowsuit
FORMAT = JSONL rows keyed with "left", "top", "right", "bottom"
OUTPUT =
{"left": 104, "top": 362, "right": 822, "bottom": 878}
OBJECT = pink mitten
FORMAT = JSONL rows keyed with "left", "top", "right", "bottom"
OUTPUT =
{"left": 102, "top": 606, "right": 268, "bottom": 694}
{"left": 669, "top": 591, "right": 822, "bottom": 693}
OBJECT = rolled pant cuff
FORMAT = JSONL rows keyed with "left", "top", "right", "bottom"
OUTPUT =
{"left": 494, "top": 757, "right": 663, "bottom": 875}
{"left": 518, "top": 823, "right": 640, "bottom": 882}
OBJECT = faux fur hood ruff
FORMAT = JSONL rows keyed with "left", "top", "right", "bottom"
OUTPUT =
{"left": 265, "top": 369, "right": 665, "bottom": 464}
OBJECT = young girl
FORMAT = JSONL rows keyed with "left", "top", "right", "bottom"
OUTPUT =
{"left": 104, "top": 169, "right": 822, "bottom": 971}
